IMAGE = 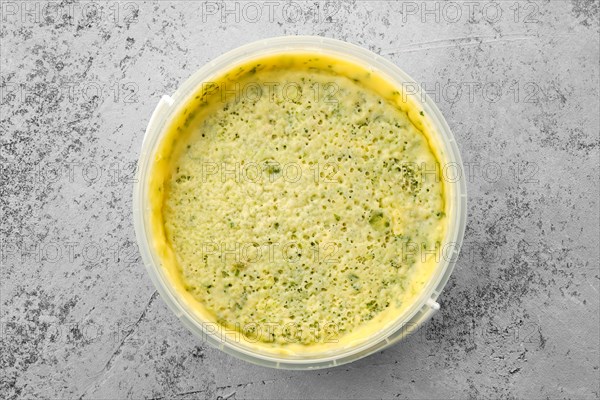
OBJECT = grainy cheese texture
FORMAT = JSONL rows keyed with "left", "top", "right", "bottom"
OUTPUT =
{"left": 158, "top": 57, "right": 446, "bottom": 349}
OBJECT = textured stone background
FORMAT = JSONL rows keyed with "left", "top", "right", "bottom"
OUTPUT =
{"left": 1, "top": 1, "right": 599, "bottom": 399}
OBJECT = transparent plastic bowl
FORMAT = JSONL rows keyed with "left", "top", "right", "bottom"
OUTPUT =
{"left": 133, "top": 36, "right": 467, "bottom": 369}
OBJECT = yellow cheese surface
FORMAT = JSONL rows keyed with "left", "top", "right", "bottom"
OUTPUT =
{"left": 149, "top": 53, "right": 447, "bottom": 355}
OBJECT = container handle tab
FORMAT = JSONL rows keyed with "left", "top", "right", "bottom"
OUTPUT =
{"left": 143, "top": 95, "right": 174, "bottom": 142}
{"left": 426, "top": 298, "right": 440, "bottom": 310}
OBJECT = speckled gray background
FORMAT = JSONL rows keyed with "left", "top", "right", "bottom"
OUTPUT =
{"left": 1, "top": 1, "right": 599, "bottom": 399}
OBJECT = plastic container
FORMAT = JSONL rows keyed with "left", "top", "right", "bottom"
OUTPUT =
{"left": 133, "top": 36, "right": 467, "bottom": 369}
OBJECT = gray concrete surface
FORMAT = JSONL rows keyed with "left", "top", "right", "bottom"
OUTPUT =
{"left": 1, "top": 1, "right": 599, "bottom": 399}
